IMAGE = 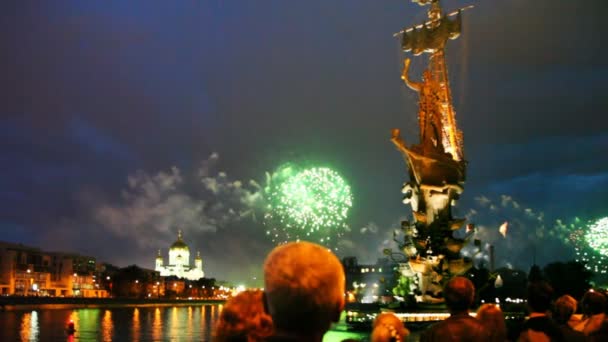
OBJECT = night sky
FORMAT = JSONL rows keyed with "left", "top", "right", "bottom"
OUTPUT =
{"left": 2, "top": 0, "right": 607, "bottom": 286}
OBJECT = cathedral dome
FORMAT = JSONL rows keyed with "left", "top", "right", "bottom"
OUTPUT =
{"left": 170, "top": 230, "right": 190, "bottom": 251}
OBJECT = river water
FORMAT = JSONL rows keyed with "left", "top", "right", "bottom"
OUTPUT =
{"left": 0, "top": 304, "right": 369, "bottom": 341}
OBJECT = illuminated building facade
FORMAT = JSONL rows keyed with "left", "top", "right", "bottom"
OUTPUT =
{"left": 0, "top": 241, "right": 108, "bottom": 297}
{"left": 155, "top": 231, "right": 204, "bottom": 281}
{"left": 342, "top": 257, "right": 396, "bottom": 303}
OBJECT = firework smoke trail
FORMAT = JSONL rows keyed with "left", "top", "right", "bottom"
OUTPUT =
{"left": 89, "top": 153, "right": 266, "bottom": 250}
{"left": 459, "top": 195, "right": 585, "bottom": 270}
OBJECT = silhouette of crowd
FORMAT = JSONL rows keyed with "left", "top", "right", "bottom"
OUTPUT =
{"left": 212, "top": 241, "right": 608, "bottom": 342}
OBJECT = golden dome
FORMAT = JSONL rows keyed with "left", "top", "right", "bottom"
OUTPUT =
{"left": 170, "top": 230, "right": 190, "bottom": 251}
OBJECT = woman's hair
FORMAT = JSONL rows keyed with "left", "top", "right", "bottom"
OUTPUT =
{"left": 371, "top": 313, "right": 409, "bottom": 342}
{"left": 553, "top": 295, "right": 578, "bottom": 324}
{"left": 213, "top": 290, "right": 273, "bottom": 342}
{"left": 581, "top": 290, "right": 607, "bottom": 316}
{"left": 476, "top": 304, "right": 506, "bottom": 342}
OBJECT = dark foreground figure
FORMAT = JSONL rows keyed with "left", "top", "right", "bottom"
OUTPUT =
{"left": 262, "top": 241, "right": 346, "bottom": 342}
{"left": 420, "top": 276, "right": 489, "bottom": 342}
{"left": 517, "top": 281, "right": 563, "bottom": 342}
{"left": 213, "top": 289, "right": 273, "bottom": 342}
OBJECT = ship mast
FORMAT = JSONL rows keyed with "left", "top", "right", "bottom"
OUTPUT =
{"left": 428, "top": 1, "right": 463, "bottom": 161}
{"left": 399, "top": 0, "right": 468, "bottom": 162}
{"left": 431, "top": 48, "right": 463, "bottom": 161}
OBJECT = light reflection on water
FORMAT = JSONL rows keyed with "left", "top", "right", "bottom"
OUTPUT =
{"left": 2, "top": 304, "right": 370, "bottom": 341}
{"left": 187, "top": 306, "right": 193, "bottom": 339}
{"left": 20, "top": 311, "right": 31, "bottom": 341}
{"left": 132, "top": 308, "right": 140, "bottom": 342}
{"left": 19, "top": 310, "right": 40, "bottom": 341}
{"left": 0, "top": 304, "right": 222, "bottom": 342}
{"left": 102, "top": 310, "right": 113, "bottom": 342}
{"left": 151, "top": 308, "right": 161, "bottom": 341}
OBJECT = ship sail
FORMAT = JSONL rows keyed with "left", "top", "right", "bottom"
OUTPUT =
{"left": 401, "top": 10, "right": 462, "bottom": 55}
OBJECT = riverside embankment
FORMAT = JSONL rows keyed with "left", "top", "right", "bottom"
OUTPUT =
{"left": 0, "top": 296, "right": 225, "bottom": 311}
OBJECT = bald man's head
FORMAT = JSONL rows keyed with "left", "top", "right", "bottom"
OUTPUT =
{"left": 263, "top": 242, "right": 345, "bottom": 336}
{"left": 444, "top": 276, "right": 475, "bottom": 313}
{"left": 372, "top": 313, "right": 409, "bottom": 342}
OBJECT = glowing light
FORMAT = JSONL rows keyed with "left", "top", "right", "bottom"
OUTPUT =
{"left": 569, "top": 218, "right": 608, "bottom": 277}
{"left": 234, "top": 285, "right": 246, "bottom": 295}
{"left": 264, "top": 165, "right": 353, "bottom": 248}
{"left": 494, "top": 275, "right": 503, "bottom": 288}
{"left": 585, "top": 217, "right": 608, "bottom": 256}
{"left": 499, "top": 221, "right": 508, "bottom": 238}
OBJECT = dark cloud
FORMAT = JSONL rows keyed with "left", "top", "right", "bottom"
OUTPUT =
{"left": 29, "top": 153, "right": 269, "bottom": 285}
{"left": 1, "top": 0, "right": 607, "bottom": 283}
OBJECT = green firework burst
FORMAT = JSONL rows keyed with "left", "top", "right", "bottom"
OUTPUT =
{"left": 264, "top": 165, "right": 353, "bottom": 248}
{"left": 585, "top": 217, "right": 608, "bottom": 257}
{"left": 569, "top": 217, "right": 608, "bottom": 278}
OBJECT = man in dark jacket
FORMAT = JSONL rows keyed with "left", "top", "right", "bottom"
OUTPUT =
{"left": 421, "top": 276, "right": 489, "bottom": 342}
{"left": 518, "top": 281, "right": 564, "bottom": 341}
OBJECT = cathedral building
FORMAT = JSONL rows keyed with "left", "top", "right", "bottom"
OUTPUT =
{"left": 155, "top": 231, "right": 204, "bottom": 281}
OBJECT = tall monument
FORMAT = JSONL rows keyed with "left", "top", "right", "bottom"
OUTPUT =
{"left": 389, "top": 0, "right": 473, "bottom": 303}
